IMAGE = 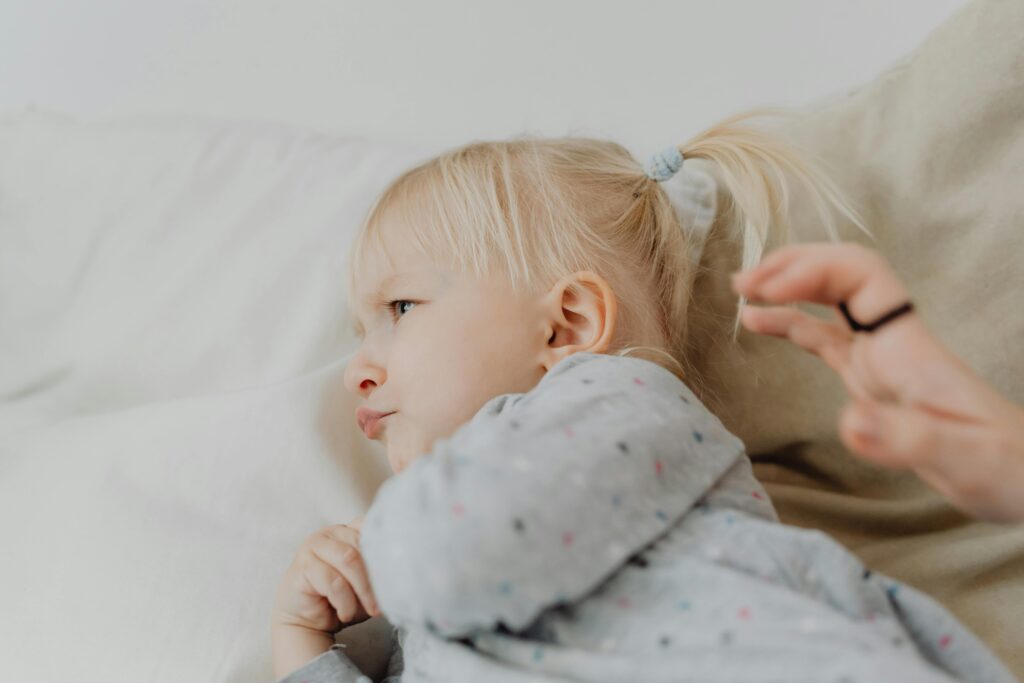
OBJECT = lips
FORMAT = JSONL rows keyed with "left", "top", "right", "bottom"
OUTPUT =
{"left": 356, "top": 407, "right": 396, "bottom": 439}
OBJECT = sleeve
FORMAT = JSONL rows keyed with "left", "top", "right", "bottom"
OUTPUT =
{"left": 379, "top": 629, "right": 406, "bottom": 682}
{"left": 275, "top": 645, "right": 373, "bottom": 683}
{"left": 359, "top": 352, "right": 747, "bottom": 639}
{"left": 275, "top": 628, "right": 404, "bottom": 683}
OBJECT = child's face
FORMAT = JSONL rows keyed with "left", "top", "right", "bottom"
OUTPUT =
{"left": 344, "top": 235, "right": 555, "bottom": 475}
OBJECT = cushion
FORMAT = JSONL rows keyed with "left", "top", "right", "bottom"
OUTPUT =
{"left": 0, "top": 358, "right": 396, "bottom": 681}
{"left": 0, "top": 109, "right": 439, "bottom": 682}
{"left": 683, "top": 0, "right": 1024, "bottom": 675}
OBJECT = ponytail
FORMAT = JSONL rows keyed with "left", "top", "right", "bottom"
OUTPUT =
{"left": 675, "top": 107, "right": 873, "bottom": 339}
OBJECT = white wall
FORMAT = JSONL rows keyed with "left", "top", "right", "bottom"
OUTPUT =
{"left": 1, "top": 0, "right": 969, "bottom": 157}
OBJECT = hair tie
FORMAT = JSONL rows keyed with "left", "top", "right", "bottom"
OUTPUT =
{"left": 838, "top": 300, "right": 915, "bottom": 333}
{"left": 644, "top": 146, "right": 685, "bottom": 182}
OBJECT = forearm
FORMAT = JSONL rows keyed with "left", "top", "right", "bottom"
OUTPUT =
{"left": 271, "top": 623, "right": 333, "bottom": 680}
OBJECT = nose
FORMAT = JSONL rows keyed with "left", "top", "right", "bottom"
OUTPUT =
{"left": 343, "top": 347, "right": 386, "bottom": 399}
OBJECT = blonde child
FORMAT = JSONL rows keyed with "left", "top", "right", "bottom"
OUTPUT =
{"left": 269, "top": 110, "right": 1017, "bottom": 683}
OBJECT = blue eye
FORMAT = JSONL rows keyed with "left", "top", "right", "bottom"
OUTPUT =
{"left": 386, "top": 300, "right": 416, "bottom": 321}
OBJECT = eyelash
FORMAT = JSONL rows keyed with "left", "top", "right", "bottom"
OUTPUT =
{"left": 384, "top": 299, "right": 416, "bottom": 322}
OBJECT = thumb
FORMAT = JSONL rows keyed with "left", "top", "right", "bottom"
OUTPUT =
{"left": 839, "top": 399, "right": 987, "bottom": 472}
{"left": 839, "top": 398, "right": 1022, "bottom": 521}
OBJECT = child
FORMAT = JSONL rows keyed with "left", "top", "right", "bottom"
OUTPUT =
{"left": 270, "top": 110, "right": 1018, "bottom": 682}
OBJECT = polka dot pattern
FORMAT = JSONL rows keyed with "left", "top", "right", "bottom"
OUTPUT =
{"left": 349, "top": 353, "right": 1011, "bottom": 683}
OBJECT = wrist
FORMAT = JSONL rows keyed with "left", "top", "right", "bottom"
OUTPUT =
{"left": 271, "top": 622, "right": 334, "bottom": 679}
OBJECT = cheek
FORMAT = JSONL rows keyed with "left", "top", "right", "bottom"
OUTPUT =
{"left": 390, "top": 307, "right": 534, "bottom": 438}
{"left": 396, "top": 321, "right": 475, "bottom": 385}
{"left": 397, "top": 356, "right": 483, "bottom": 440}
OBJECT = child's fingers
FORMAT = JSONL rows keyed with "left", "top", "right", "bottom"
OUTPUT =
{"left": 304, "top": 557, "right": 360, "bottom": 625}
{"left": 312, "top": 530, "right": 379, "bottom": 616}
{"left": 739, "top": 304, "right": 852, "bottom": 374}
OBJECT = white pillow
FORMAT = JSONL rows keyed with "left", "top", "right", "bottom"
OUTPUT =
{"left": 0, "top": 108, "right": 436, "bottom": 682}
{"left": 0, "top": 107, "right": 436, "bottom": 434}
{"left": 0, "top": 357, "right": 395, "bottom": 682}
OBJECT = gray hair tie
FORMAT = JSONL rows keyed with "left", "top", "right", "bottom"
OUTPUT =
{"left": 644, "top": 146, "right": 685, "bottom": 181}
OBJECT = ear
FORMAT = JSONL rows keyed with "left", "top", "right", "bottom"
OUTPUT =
{"left": 539, "top": 270, "right": 618, "bottom": 372}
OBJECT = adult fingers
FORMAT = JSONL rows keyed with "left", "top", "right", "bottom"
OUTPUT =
{"left": 732, "top": 243, "right": 912, "bottom": 327}
{"left": 739, "top": 304, "right": 853, "bottom": 376}
{"left": 732, "top": 246, "right": 804, "bottom": 291}
{"left": 312, "top": 528, "right": 379, "bottom": 617}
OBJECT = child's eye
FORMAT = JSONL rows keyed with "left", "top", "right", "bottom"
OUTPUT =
{"left": 385, "top": 299, "right": 417, "bottom": 321}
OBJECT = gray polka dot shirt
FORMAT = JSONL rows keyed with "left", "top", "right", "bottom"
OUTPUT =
{"left": 279, "top": 353, "right": 1016, "bottom": 683}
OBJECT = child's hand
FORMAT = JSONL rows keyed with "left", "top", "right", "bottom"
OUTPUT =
{"left": 271, "top": 516, "right": 380, "bottom": 636}
{"left": 731, "top": 242, "right": 1024, "bottom": 522}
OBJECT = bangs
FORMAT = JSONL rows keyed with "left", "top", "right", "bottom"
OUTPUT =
{"left": 361, "top": 177, "right": 461, "bottom": 279}
{"left": 350, "top": 147, "right": 553, "bottom": 301}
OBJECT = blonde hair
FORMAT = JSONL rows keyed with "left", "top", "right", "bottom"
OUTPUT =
{"left": 347, "top": 107, "right": 871, "bottom": 393}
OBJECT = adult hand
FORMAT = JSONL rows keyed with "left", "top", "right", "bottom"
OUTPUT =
{"left": 731, "top": 241, "right": 1024, "bottom": 523}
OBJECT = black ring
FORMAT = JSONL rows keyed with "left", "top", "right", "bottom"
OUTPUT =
{"left": 838, "top": 300, "right": 915, "bottom": 333}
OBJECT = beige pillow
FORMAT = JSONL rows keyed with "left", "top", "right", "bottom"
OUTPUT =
{"left": 684, "top": 0, "right": 1024, "bottom": 676}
